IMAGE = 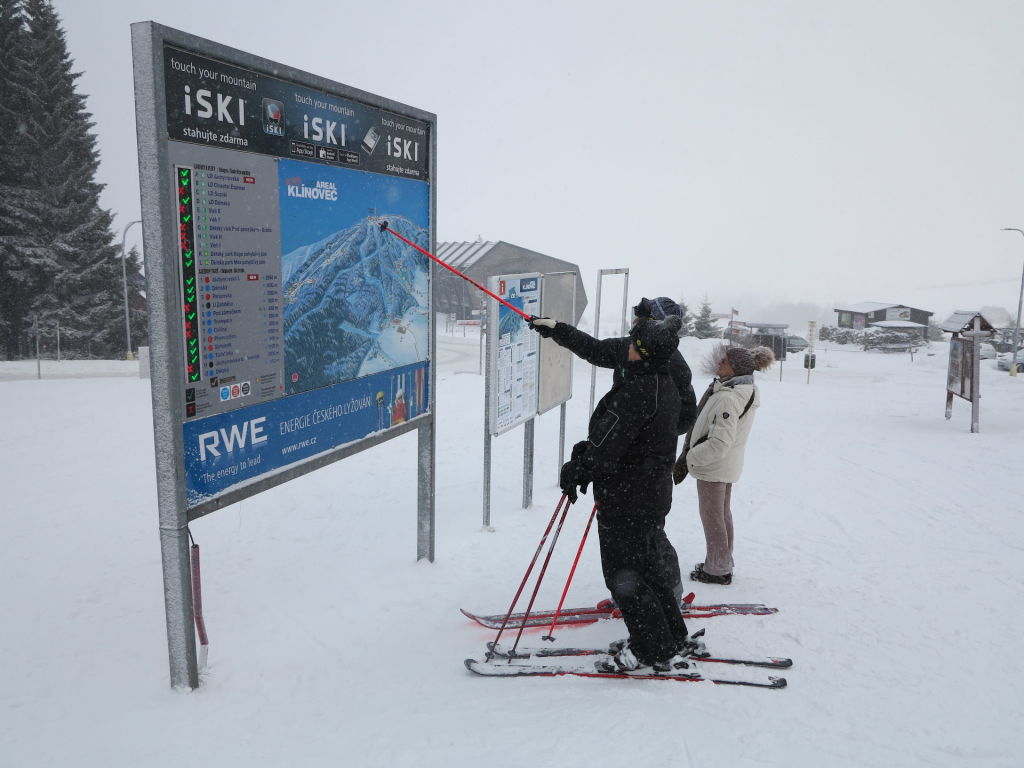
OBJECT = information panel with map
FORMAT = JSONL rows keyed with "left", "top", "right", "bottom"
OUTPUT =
{"left": 153, "top": 41, "right": 433, "bottom": 510}
{"left": 487, "top": 273, "right": 541, "bottom": 435}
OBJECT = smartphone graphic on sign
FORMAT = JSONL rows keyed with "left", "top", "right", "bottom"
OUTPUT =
{"left": 362, "top": 126, "right": 380, "bottom": 154}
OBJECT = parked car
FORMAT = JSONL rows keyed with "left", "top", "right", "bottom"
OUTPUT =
{"left": 979, "top": 343, "right": 997, "bottom": 360}
{"left": 786, "top": 336, "right": 809, "bottom": 353}
{"left": 996, "top": 352, "right": 1024, "bottom": 372}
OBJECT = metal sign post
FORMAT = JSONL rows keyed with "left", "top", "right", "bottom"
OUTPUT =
{"left": 483, "top": 321, "right": 494, "bottom": 529}
{"left": 482, "top": 273, "right": 541, "bottom": 522}
{"left": 482, "top": 271, "right": 576, "bottom": 523}
{"left": 946, "top": 317, "right": 991, "bottom": 433}
{"left": 133, "top": 23, "right": 437, "bottom": 689}
{"left": 805, "top": 321, "right": 817, "bottom": 383}
{"left": 588, "top": 268, "right": 629, "bottom": 416}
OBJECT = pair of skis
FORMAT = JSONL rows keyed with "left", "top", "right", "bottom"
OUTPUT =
{"left": 466, "top": 643, "right": 788, "bottom": 688}
{"left": 463, "top": 599, "right": 790, "bottom": 689}
{"left": 465, "top": 658, "right": 787, "bottom": 688}
{"left": 461, "top": 593, "right": 777, "bottom": 631}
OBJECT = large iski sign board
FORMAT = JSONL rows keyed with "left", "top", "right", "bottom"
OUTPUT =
{"left": 133, "top": 23, "right": 437, "bottom": 687}
{"left": 136, "top": 26, "right": 435, "bottom": 515}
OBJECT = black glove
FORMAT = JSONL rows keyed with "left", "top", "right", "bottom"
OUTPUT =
{"left": 559, "top": 459, "right": 590, "bottom": 504}
{"left": 528, "top": 316, "right": 557, "bottom": 338}
{"left": 672, "top": 453, "right": 689, "bottom": 485}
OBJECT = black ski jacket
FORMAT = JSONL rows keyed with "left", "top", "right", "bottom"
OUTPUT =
{"left": 574, "top": 357, "right": 681, "bottom": 519}
{"left": 547, "top": 323, "right": 697, "bottom": 435}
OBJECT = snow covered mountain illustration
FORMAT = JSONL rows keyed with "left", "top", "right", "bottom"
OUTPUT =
{"left": 281, "top": 215, "right": 429, "bottom": 393}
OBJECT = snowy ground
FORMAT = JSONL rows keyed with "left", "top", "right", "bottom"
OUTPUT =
{"left": 2, "top": 328, "right": 1023, "bottom": 767}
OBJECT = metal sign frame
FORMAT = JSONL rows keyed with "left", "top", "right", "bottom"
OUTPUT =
{"left": 482, "top": 273, "right": 541, "bottom": 525}
{"left": 945, "top": 318, "right": 989, "bottom": 432}
{"left": 538, "top": 271, "right": 577, "bottom": 483}
{"left": 132, "top": 22, "right": 437, "bottom": 689}
{"left": 588, "top": 268, "right": 630, "bottom": 416}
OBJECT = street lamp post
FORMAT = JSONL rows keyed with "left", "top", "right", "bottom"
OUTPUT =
{"left": 1000, "top": 228, "right": 1024, "bottom": 376}
{"left": 121, "top": 219, "right": 142, "bottom": 360}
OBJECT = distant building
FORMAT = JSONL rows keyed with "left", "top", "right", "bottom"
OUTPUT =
{"left": 434, "top": 241, "right": 588, "bottom": 323}
{"left": 939, "top": 311, "right": 997, "bottom": 336}
{"left": 834, "top": 302, "right": 933, "bottom": 340}
{"left": 743, "top": 322, "right": 789, "bottom": 361}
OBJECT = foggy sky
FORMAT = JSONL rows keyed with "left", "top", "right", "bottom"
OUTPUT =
{"left": 53, "top": 0, "right": 1024, "bottom": 331}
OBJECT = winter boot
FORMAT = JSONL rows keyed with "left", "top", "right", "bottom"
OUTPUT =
{"left": 690, "top": 563, "right": 732, "bottom": 585}
{"left": 679, "top": 628, "right": 709, "bottom": 658}
{"left": 595, "top": 643, "right": 647, "bottom": 673}
{"left": 652, "top": 654, "right": 691, "bottom": 673}
{"left": 608, "top": 638, "right": 628, "bottom": 654}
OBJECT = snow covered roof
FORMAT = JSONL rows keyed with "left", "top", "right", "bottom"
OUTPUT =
{"left": 435, "top": 240, "right": 498, "bottom": 270}
{"left": 745, "top": 322, "right": 789, "bottom": 330}
{"left": 940, "top": 311, "right": 997, "bottom": 334}
{"left": 834, "top": 302, "right": 901, "bottom": 314}
{"left": 869, "top": 320, "right": 927, "bottom": 329}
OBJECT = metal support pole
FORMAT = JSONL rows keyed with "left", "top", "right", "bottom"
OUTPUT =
{"left": 522, "top": 418, "right": 534, "bottom": 509}
{"left": 158, "top": 524, "right": 199, "bottom": 689}
{"left": 56, "top": 321, "right": 61, "bottom": 362}
{"left": 1001, "top": 229, "right": 1024, "bottom": 376}
{"left": 1013, "top": 258, "right": 1024, "bottom": 376}
{"left": 588, "top": 268, "right": 630, "bottom": 416}
{"left": 557, "top": 403, "right": 567, "bottom": 485}
{"left": 34, "top": 315, "right": 40, "bottom": 380}
{"left": 619, "top": 271, "right": 630, "bottom": 336}
{"left": 417, "top": 254, "right": 437, "bottom": 560}
{"left": 483, "top": 307, "right": 494, "bottom": 528}
{"left": 971, "top": 329, "right": 982, "bottom": 433}
{"left": 959, "top": 320, "right": 991, "bottom": 433}
{"left": 121, "top": 219, "right": 142, "bottom": 360}
{"left": 478, "top": 318, "right": 485, "bottom": 375}
{"left": 417, "top": 420, "right": 435, "bottom": 561}
{"left": 133, "top": 24, "right": 196, "bottom": 689}
{"left": 588, "top": 274, "right": 603, "bottom": 417}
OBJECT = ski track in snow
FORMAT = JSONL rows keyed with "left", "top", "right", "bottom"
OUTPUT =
{"left": 1, "top": 328, "right": 1023, "bottom": 767}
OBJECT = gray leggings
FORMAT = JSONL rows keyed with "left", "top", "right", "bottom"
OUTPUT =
{"left": 696, "top": 480, "right": 734, "bottom": 576}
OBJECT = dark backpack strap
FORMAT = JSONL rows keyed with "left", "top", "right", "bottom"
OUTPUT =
{"left": 687, "top": 389, "right": 755, "bottom": 452}
{"left": 739, "top": 390, "right": 756, "bottom": 419}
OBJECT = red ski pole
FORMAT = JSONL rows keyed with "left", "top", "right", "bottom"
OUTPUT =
{"left": 507, "top": 499, "right": 573, "bottom": 656}
{"left": 379, "top": 221, "right": 533, "bottom": 321}
{"left": 542, "top": 504, "right": 597, "bottom": 642}
{"left": 488, "top": 495, "right": 569, "bottom": 652}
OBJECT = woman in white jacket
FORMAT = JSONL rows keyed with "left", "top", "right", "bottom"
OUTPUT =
{"left": 672, "top": 344, "right": 774, "bottom": 585}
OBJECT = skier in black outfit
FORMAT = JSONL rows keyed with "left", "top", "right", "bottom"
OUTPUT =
{"left": 529, "top": 312, "right": 692, "bottom": 672}
{"left": 530, "top": 296, "right": 697, "bottom": 604}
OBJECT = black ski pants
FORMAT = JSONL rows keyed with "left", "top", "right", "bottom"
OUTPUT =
{"left": 597, "top": 513, "right": 689, "bottom": 664}
{"left": 653, "top": 523, "right": 683, "bottom": 603}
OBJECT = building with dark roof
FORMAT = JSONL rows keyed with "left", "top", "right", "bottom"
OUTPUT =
{"left": 834, "top": 302, "right": 933, "bottom": 332}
